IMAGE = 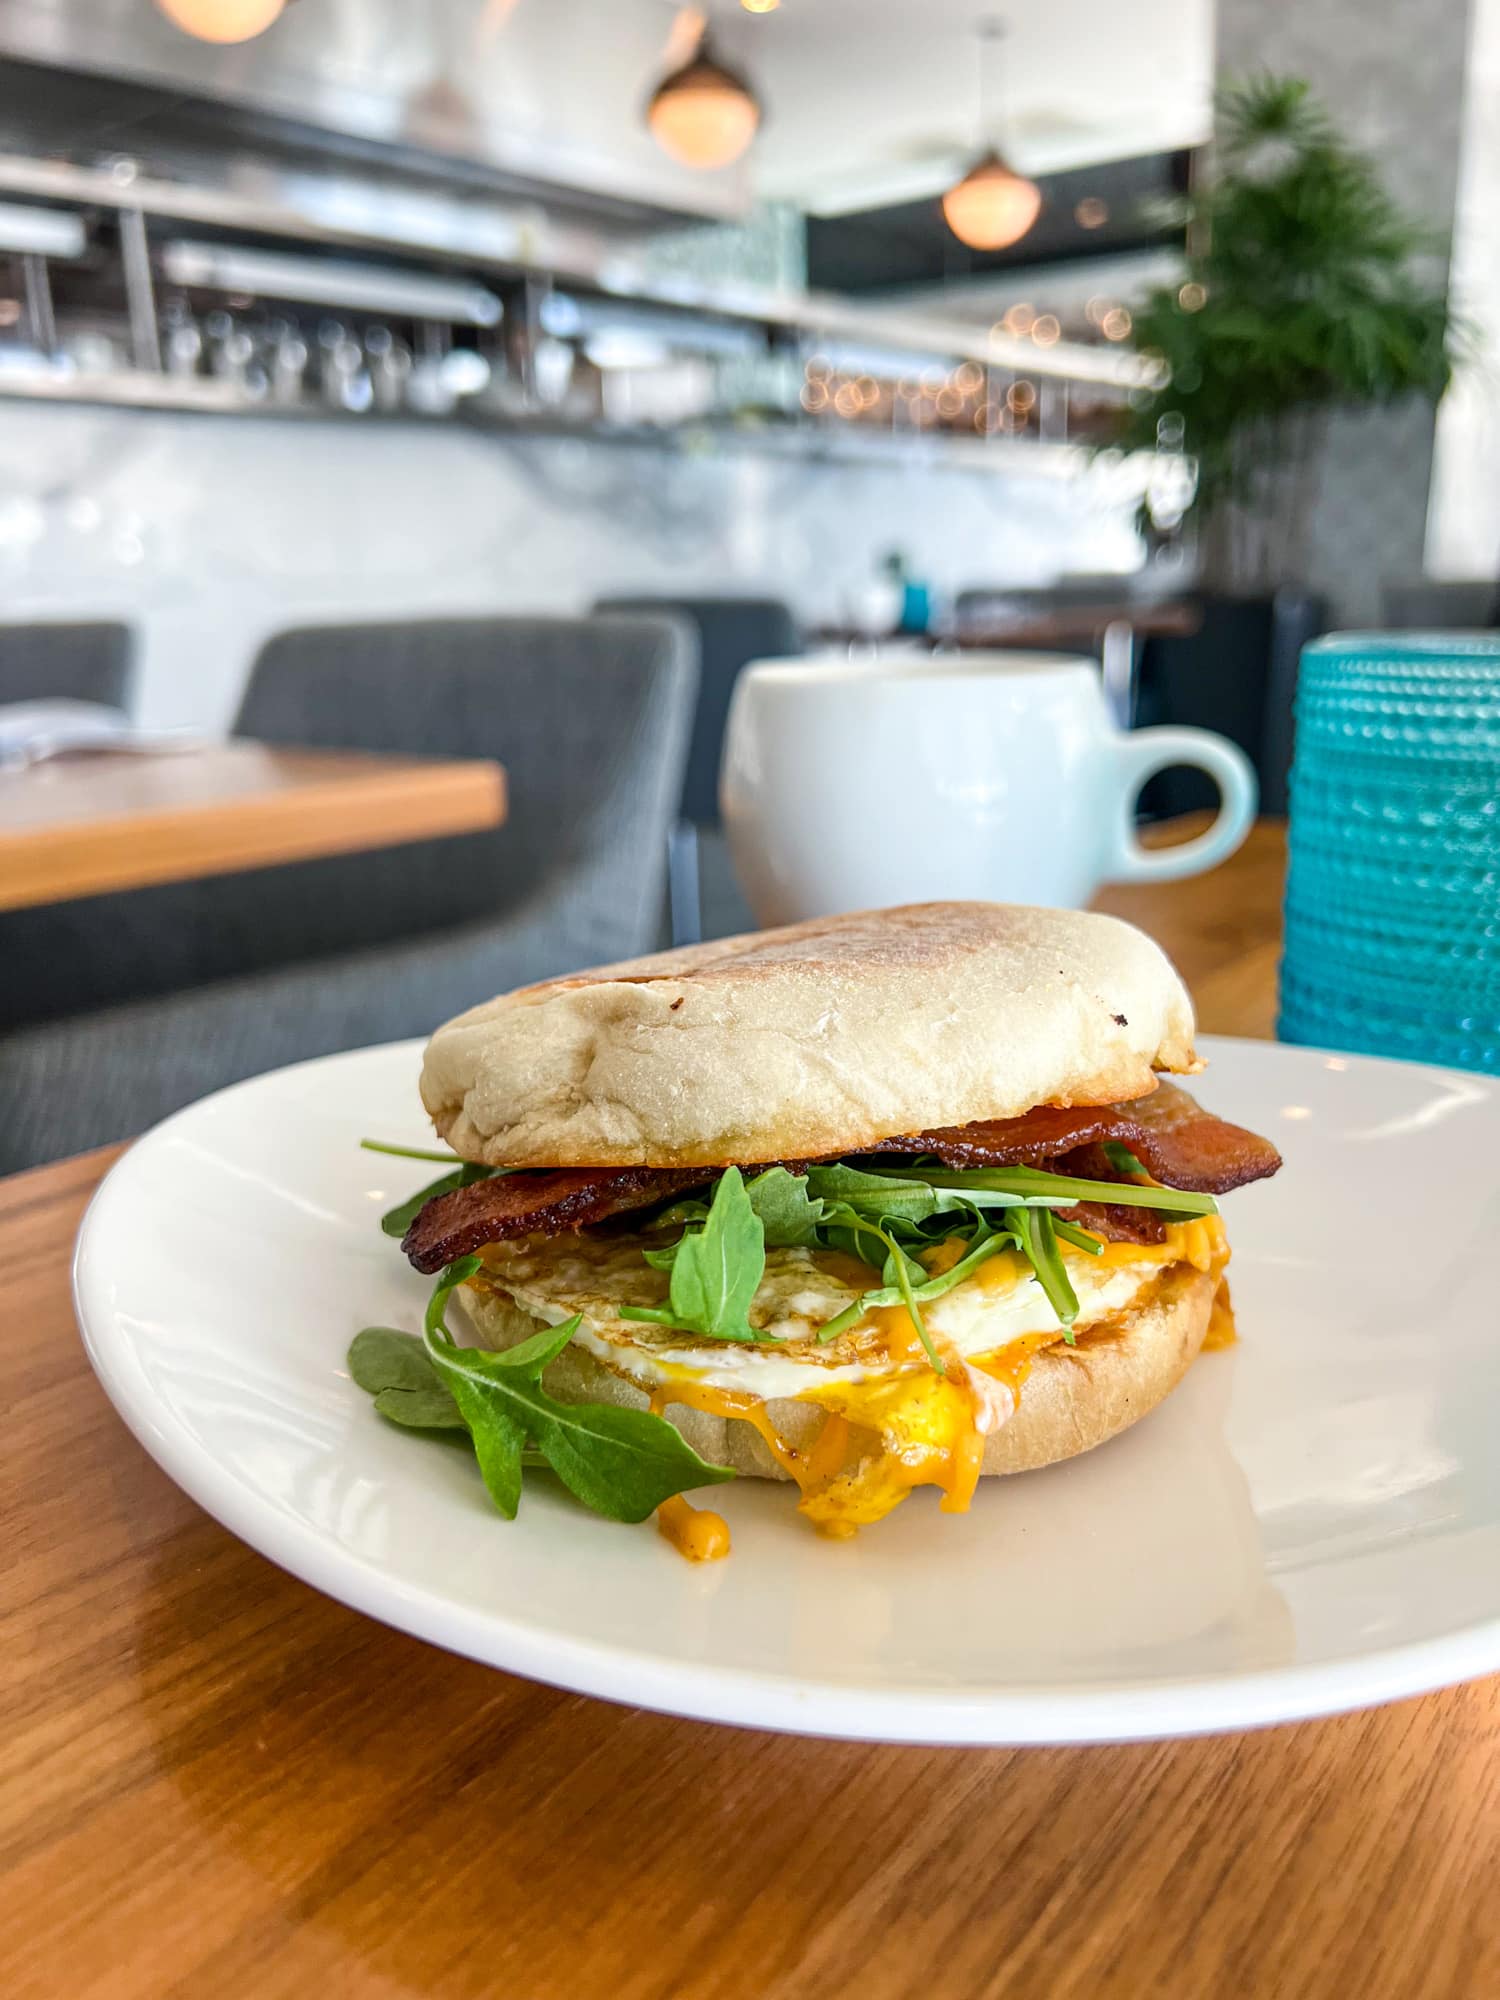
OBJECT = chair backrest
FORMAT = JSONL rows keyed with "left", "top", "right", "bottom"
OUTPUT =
{"left": 228, "top": 612, "right": 695, "bottom": 959}
{"left": 594, "top": 595, "right": 801, "bottom": 824}
{"left": 1, "top": 614, "right": 695, "bottom": 1030}
{"left": 0, "top": 622, "right": 133, "bottom": 707}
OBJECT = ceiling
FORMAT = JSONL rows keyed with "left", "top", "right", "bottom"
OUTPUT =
{"left": 0, "top": 0, "right": 1215, "bottom": 226}
{"left": 739, "top": 0, "right": 1214, "bottom": 214}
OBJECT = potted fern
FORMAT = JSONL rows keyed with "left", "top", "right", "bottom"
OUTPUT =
{"left": 1117, "top": 75, "right": 1458, "bottom": 809}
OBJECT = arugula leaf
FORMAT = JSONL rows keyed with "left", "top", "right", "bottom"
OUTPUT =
{"left": 519, "top": 1381, "right": 735, "bottom": 1521}
{"left": 361, "top": 1138, "right": 464, "bottom": 1163}
{"left": 1102, "top": 1141, "right": 1150, "bottom": 1179}
{"left": 426, "top": 1255, "right": 483, "bottom": 1337}
{"left": 347, "top": 1325, "right": 467, "bottom": 1430}
{"left": 1051, "top": 1218, "right": 1106, "bottom": 1256}
{"left": 805, "top": 1162, "right": 955, "bottom": 1225}
{"left": 643, "top": 1168, "right": 827, "bottom": 1255}
{"left": 349, "top": 1324, "right": 444, "bottom": 1395}
{"left": 380, "top": 1257, "right": 736, "bottom": 1522}
{"left": 620, "top": 1166, "right": 774, "bottom": 1344}
{"left": 744, "top": 1167, "right": 831, "bottom": 1247}
{"left": 847, "top": 1161, "right": 1218, "bottom": 1217}
{"left": 810, "top": 1211, "right": 1016, "bottom": 1357}
{"left": 379, "top": 1161, "right": 501, "bottom": 1238}
{"left": 1012, "top": 1205, "right": 1081, "bottom": 1335}
{"left": 423, "top": 1312, "right": 733, "bottom": 1522}
{"left": 877, "top": 1224, "right": 943, "bottom": 1374}
{"left": 424, "top": 1345, "right": 530, "bottom": 1516}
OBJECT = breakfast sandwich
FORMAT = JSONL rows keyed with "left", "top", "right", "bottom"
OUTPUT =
{"left": 355, "top": 903, "right": 1281, "bottom": 1560}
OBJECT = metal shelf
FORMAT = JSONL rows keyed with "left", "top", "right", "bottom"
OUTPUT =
{"left": 0, "top": 149, "right": 1159, "bottom": 395}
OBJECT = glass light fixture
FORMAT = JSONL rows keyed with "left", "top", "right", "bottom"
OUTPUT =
{"left": 943, "top": 152, "right": 1041, "bottom": 251}
{"left": 741, "top": 0, "right": 781, "bottom": 11}
{"left": 647, "top": 31, "right": 761, "bottom": 169}
{"left": 943, "top": 19, "right": 1040, "bottom": 253}
{"left": 155, "top": 0, "right": 287, "bottom": 43}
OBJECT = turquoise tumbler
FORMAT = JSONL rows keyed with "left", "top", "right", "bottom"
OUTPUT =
{"left": 1278, "top": 632, "right": 1500, "bottom": 1073}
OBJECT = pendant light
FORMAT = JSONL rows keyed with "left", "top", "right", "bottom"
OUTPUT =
{"left": 647, "top": 25, "right": 761, "bottom": 170}
{"left": 155, "top": 0, "right": 287, "bottom": 43}
{"left": 942, "top": 19, "right": 1040, "bottom": 252}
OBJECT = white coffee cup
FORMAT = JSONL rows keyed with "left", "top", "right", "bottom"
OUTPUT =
{"left": 720, "top": 652, "right": 1257, "bottom": 924}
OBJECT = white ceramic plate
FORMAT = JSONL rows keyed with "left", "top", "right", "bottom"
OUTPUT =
{"left": 74, "top": 1037, "right": 1500, "bottom": 1744}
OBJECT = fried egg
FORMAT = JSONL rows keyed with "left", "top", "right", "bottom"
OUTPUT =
{"left": 474, "top": 1224, "right": 1222, "bottom": 1400}
{"left": 461, "top": 1219, "right": 1229, "bottom": 1552}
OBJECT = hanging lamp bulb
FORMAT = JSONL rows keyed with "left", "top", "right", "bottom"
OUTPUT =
{"left": 943, "top": 149, "right": 1042, "bottom": 251}
{"left": 647, "top": 30, "right": 761, "bottom": 170}
{"left": 155, "top": 0, "right": 287, "bottom": 44}
{"left": 942, "top": 19, "right": 1040, "bottom": 251}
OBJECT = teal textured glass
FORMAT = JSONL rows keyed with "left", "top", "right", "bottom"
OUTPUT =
{"left": 1278, "top": 632, "right": 1500, "bottom": 1073}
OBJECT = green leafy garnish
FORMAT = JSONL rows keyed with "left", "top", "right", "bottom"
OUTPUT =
{"left": 1051, "top": 1217, "right": 1107, "bottom": 1256}
{"left": 811, "top": 1223, "right": 1014, "bottom": 1347}
{"left": 744, "top": 1166, "right": 833, "bottom": 1246}
{"left": 425, "top": 1254, "right": 483, "bottom": 1337}
{"left": 422, "top": 1315, "right": 568, "bottom": 1518}
{"left": 627, "top": 1155, "right": 1210, "bottom": 1359}
{"left": 361, "top": 1138, "right": 465, "bottom": 1163}
{"left": 349, "top": 1260, "right": 735, "bottom": 1524}
{"left": 421, "top": 1308, "right": 734, "bottom": 1522}
{"left": 1011, "top": 1205, "right": 1082, "bottom": 1336}
{"left": 348, "top": 1325, "right": 468, "bottom": 1429}
{"left": 819, "top": 1160, "right": 1216, "bottom": 1217}
{"left": 620, "top": 1167, "right": 775, "bottom": 1344}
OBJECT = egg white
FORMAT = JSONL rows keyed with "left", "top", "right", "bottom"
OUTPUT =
{"left": 471, "top": 1232, "right": 1169, "bottom": 1399}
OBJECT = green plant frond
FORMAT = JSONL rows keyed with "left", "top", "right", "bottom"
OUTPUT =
{"left": 1107, "top": 70, "right": 1458, "bottom": 567}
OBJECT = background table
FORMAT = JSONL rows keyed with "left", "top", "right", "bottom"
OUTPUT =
{"left": 6, "top": 820, "right": 1498, "bottom": 2000}
{"left": 0, "top": 741, "right": 508, "bottom": 912}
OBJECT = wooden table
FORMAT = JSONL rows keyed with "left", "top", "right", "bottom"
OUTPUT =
{"left": 7, "top": 820, "right": 1499, "bottom": 2000}
{"left": 951, "top": 600, "right": 1201, "bottom": 651}
{"left": 0, "top": 741, "right": 508, "bottom": 913}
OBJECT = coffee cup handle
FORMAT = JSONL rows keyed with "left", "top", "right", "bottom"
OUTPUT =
{"left": 1106, "top": 727, "right": 1258, "bottom": 883}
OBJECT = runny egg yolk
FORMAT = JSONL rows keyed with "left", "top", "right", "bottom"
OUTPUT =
{"left": 652, "top": 1214, "right": 1233, "bottom": 1557}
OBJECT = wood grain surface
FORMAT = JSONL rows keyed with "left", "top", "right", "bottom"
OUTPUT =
{"left": 6, "top": 821, "right": 1499, "bottom": 2000}
{"left": 0, "top": 741, "right": 507, "bottom": 912}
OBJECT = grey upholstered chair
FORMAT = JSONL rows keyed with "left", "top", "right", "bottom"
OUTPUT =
{"left": 0, "top": 621, "right": 133, "bottom": 707}
{"left": 593, "top": 594, "right": 800, "bottom": 943}
{"left": 0, "top": 614, "right": 695, "bottom": 1171}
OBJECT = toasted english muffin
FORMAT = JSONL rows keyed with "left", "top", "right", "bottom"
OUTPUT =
{"left": 420, "top": 901, "right": 1200, "bottom": 1169}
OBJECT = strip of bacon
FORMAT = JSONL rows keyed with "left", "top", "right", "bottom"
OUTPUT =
{"left": 859, "top": 1082, "right": 1282, "bottom": 1194}
{"left": 402, "top": 1167, "right": 709, "bottom": 1273}
{"left": 402, "top": 1084, "right": 1280, "bottom": 1273}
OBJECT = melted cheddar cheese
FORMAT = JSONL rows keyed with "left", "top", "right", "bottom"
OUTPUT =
{"left": 656, "top": 1494, "right": 732, "bottom": 1562}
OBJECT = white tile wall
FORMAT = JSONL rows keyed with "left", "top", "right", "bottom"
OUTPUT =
{"left": 0, "top": 402, "right": 1146, "bottom": 728}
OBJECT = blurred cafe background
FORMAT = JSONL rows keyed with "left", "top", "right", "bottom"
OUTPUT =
{"left": 1, "top": 0, "right": 1497, "bottom": 1171}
